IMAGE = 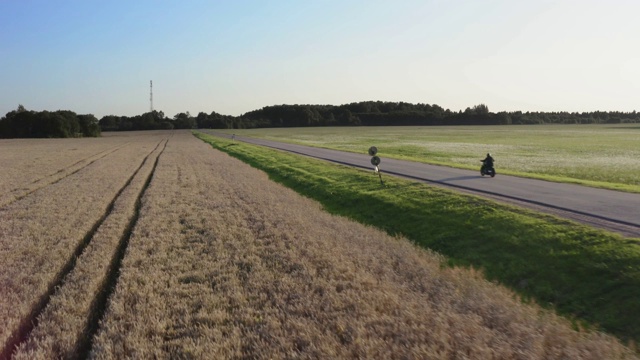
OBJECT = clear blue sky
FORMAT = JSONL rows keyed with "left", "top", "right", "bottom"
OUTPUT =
{"left": 1, "top": 0, "right": 638, "bottom": 118}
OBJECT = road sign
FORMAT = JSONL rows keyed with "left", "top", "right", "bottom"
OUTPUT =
{"left": 368, "top": 146, "right": 383, "bottom": 184}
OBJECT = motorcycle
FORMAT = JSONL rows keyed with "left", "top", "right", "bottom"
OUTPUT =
{"left": 480, "top": 160, "right": 496, "bottom": 177}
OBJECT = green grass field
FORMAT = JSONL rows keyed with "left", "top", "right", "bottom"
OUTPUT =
{"left": 213, "top": 124, "right": 640, "bottom": 193}
{"left": 195, "top": 131, "right": 640, "bottom": 346}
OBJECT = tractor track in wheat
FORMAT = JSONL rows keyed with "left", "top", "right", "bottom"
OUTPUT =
{"left": 0, "top": 142, "right": 131, "bottom": 209}
{"left": 0, "top": 133, "right": 170, "bottom": 360}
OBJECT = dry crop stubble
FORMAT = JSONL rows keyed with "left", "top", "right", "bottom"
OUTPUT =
{"left": 10, "top": 137, "right": 168, "bottom": 359}
{"left": 90, "top": 132, "right": 636, "bottom": 359}
{"left": 0, "top": 132, "right": 168, "bottom": 356}
{"left": 0, "top": 136, "right": 131, "bottom": 206}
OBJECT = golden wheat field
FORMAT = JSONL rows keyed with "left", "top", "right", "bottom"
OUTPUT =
{"left": 0, "top": 130, "right": 637, "bottom": 359}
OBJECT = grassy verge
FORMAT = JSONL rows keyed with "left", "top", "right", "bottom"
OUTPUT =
{"left": 195, "top": 131, "right": 640, "bottom": 345}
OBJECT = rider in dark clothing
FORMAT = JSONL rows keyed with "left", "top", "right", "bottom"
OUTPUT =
{"left": 482, "top": 153, "right": 494, "bottom": 169}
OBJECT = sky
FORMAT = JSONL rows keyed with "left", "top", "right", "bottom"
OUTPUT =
{"left": 1, "top": 0, "right": 639, "bottom": 119}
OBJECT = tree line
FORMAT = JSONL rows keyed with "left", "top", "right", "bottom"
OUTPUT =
{"left": 97, "top": 110, "right": 240, "bottom": 131}
{"left": 96, "top": 102, "right": 640, "bottom": 132}
{"left": 2, "top": 102, "right": 639, "bottom": 138}
{"left": 0, "top": 105, "right": 100, "bottom": 138}
{"left": 237, "top": 102, "right": 640, "bottom": 127}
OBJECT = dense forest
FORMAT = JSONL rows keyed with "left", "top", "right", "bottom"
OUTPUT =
{"left": 0, "top": 105, "right": 100, "bottom": 138}
{"left": 2, "top": 101, "right": 639, "bottom": 137}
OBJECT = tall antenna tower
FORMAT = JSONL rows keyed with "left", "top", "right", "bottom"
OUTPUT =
{"left": 150, "top": 80, "right": 154, "bottom": 112}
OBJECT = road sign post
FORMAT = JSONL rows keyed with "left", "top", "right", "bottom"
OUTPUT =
{"left": 368, "top": 146, "right": 383, "bottom": 185}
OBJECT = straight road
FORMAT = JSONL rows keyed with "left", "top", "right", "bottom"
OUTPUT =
{"left": 207, "top": 131, "right": 640, "bottom": 238}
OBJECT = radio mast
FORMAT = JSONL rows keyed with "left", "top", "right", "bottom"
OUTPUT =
{"left": 150, "top": 80, "right": 153, "bottom": 112}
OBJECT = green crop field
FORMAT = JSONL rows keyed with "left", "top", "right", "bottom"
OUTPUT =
{"left": 213, "top": 124, "right": 640, "bottom": 193}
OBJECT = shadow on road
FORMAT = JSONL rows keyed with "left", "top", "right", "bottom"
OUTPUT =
{"left": 438, "top": 175, "right": 485, "bottom": 182}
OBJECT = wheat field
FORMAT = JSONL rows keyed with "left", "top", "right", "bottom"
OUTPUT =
{"left": 0, "top": 130, "right": 636, "bottom": 359}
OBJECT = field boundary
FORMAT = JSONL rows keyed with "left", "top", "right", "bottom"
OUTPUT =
{"left": 203, "top": 131, "right": 640, "bottom": 238}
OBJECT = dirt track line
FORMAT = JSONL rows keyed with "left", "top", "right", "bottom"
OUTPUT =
{"left": 1, "top": 139, "right": 167, "bottom": 360}
{"left": 80, "top": 138, "right": 167, "bottom": 358}
{"left": 27, "top": 143, "right": 131, "bottom": 187}
{"left": 0, "top": 143, "right": 130, "bottom": 209}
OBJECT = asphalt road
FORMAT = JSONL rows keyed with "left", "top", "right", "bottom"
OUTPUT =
{"left": 206, "top": 131, "right": 640, "bottom": 238}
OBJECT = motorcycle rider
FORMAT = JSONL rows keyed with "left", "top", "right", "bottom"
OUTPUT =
{"left": 481, "top": 153, "right": 494, "bottom": 171}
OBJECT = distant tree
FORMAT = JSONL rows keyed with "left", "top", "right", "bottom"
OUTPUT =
{"left": 77, "top": 114, "right": 101, "bottom": 137}
{"left": 173, "top": 112, "right": 196, "bottom": 129}
{"left": 302, "top": 107, "right": 320, "bottom": 126}
{"left": 2, "top": 107, "right": 35, "bottom": 137}
{"left": 119, "top": 119, "right": 133, "bottom": 131}
{"left": 338, "top": 109, "right": 354, "bottom": 125}
{"left": 472, "top": 104, "right": 489, "bottom": 115}
{"left": 324, "top": 112, "right": 337, "bottom": 126}
{"left": 196, "top": 112, "right": 210, "bottom": 128}
{"left": 211, "top": 112, "right": 232, "bottom": 128}
{"left": 496, "top": 112, "right": 512, "bottom": 125}
{"left": 99, "top": 115, "right": 121, "bottom": 131}
{"left": 0, "top": 105, "right": 100, "bottom": 138}
{"left": 160, "top": 121, "right": 174, "bottom": 129}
